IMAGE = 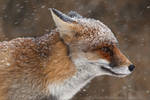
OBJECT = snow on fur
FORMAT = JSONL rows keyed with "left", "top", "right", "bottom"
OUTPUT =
{"left": 73, "top": 17, "right": 118, "bottom": 49}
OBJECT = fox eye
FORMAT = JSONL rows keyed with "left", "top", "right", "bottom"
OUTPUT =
{"left": 100, "top": 46, "right": 113, "bottom": 55}
{"left": 101, "top": 47, "right": 110, "bottom": 52}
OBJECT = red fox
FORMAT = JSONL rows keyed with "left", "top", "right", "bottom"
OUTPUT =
{"left": 0, "top": 8, "right": 135, "bottom": 100}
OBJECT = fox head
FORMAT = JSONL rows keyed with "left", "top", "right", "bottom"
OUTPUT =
{"left": 50, "top": 8, "right": 135, "bottom": 77}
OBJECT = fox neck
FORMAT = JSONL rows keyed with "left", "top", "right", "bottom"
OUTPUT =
{"left": 48, "top": 42, "right": 98, "bottom": 100}
{"left": 37, "top": 31, "right": 100, "bottom": 99}
{"left": 48, "top": 58, "right": 96, "bottom": 100}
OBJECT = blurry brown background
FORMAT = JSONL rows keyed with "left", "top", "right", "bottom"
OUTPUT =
{"left": 0, "top": 0, "right": 150, "bottom": 100}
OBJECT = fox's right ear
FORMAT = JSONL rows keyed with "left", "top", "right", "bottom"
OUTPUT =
{"left": 50, "top": 8, "right": 78, "bottom": 37}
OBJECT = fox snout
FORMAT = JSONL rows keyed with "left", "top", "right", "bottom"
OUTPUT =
{"left": 98, "top": 44, "right": 135, "bottom": 76}
{"left": 109, "top": 45, "right": 135, "bottom": 71}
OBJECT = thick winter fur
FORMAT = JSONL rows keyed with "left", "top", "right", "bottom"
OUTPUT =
{"left": 0, "top": 8, "right": 134, "bottom": 100}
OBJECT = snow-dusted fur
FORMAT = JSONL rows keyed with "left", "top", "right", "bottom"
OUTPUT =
{"left": 74, "top": 18, "right": 118, "bottom": 45}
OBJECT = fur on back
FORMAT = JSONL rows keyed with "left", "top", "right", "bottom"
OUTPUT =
{"left": 0, "top": 30, "right": 76, "bottom": 100}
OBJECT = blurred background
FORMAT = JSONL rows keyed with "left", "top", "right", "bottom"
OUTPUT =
{"left": 0, "top": 0, "right": 150, "bottom": 100}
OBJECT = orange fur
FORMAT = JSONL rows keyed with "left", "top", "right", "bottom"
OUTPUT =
{"left": 112, "top": 45, "right": 131, "bottom": 66}
{"left": 44, "top": 41, "right": 76, "bottom": 83}
{"left": 0, "top": 30, "right": 76, "bottom": 99}
{"left": 98, "top": 44, "right": 131, "bottom": 67}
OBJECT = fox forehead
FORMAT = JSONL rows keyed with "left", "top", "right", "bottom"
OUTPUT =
{"left": 73, "top": 17, "right": 118, "bottom": 48}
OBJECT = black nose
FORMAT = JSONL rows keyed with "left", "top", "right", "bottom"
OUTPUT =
{"left": 128, "top": 64, "right": 135, "bottom": 72}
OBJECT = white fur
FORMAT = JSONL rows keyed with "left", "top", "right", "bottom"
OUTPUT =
{"left": 47, "top": 56, "right": 131, "bottom": 100}
{"left": 47, "top": 58, "right": 109, "bottom": 100}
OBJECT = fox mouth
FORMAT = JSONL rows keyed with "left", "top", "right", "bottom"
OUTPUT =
{"left": 101, "top": 65, "right": 131, "bottom": 77}
{"left": 101, "top": 66, "right": 126, "bottom": 76}
{"left": 88, "top": 59, "right": 130, "bottom": 76}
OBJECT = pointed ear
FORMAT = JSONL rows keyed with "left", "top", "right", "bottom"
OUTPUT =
{"left": 50, "top": 8, "right": 77, "bottom": 37}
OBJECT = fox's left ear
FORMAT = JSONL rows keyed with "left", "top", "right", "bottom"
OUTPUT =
{"left": 50, "top": 8, "right": 78, "bottom": 37}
